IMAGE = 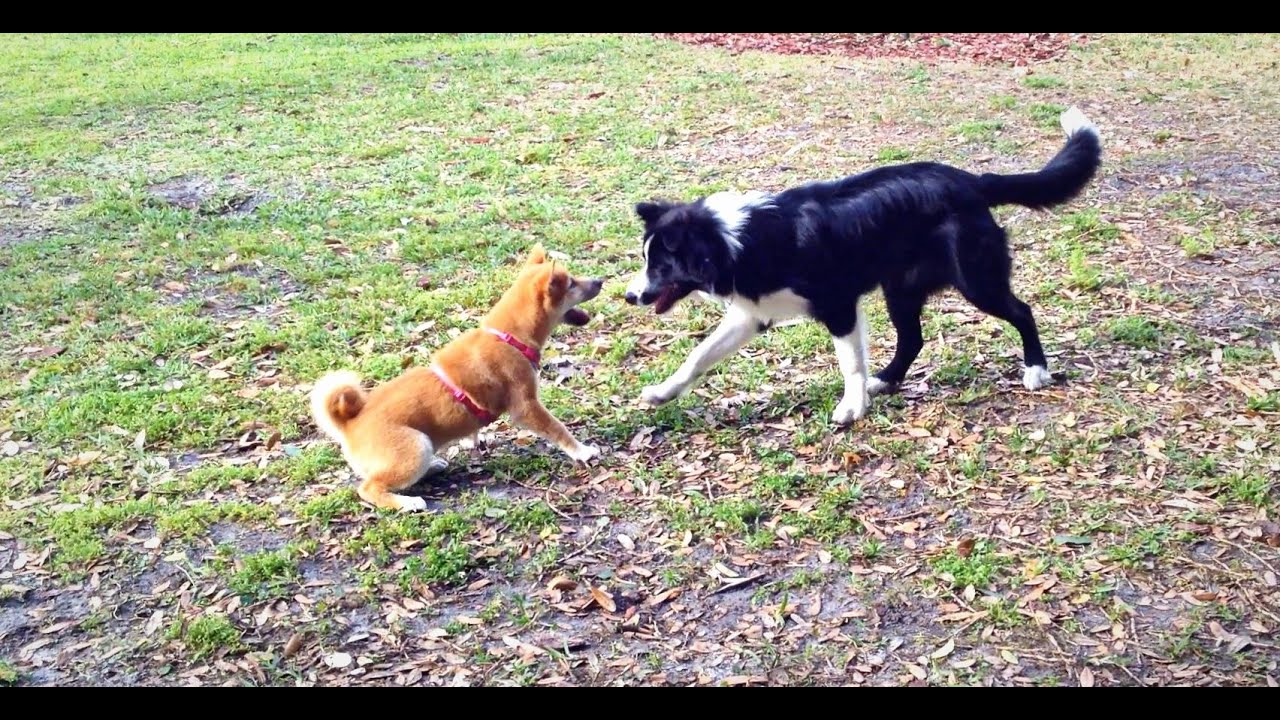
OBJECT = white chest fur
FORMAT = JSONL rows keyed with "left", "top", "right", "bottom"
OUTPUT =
{"left": 729, "top": 289, "right": 811, "bottom": 323}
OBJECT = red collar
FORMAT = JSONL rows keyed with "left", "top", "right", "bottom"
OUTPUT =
{"left": 484, "top": 327, "right": 540, "bottom": 366}
{"left": 430, "top": 364, "right": 496, "bottom": 425}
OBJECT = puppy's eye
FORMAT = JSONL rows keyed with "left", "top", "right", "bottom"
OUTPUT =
{"left": 568, "top": 278, "right": 576, "bottom": 288}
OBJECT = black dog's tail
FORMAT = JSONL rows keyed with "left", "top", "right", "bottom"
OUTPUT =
{"left": 977, "top": 106, "right": 1101, "bottom": 210}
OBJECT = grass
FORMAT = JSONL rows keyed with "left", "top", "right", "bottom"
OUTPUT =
{"left": 170, "top": 615, "right": 242, "bottom": 660}
{"left": 228, "top": 548, "right": 303, "bottom": 601}
{"left": 931, "top": 540, "right": 1008, "bottom": 590}
{"left": 1, "top": 32, "right": 1277, "bottom": 687}
{"left": 1108, "top": 317, "right": 1163, "bottom": 349}
{"left": 1023, "top": 75, "right": 1065, "bottom": 89}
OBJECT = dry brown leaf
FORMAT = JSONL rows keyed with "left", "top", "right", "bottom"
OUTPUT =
{"left": 646, "top": 588, "right": 681, "bottom": 606}
{"left": 1079, "top": 666, "right": 1094, "bottom": 687}
{"left": 931, "top": 639, "right": 955, "bottom": 659}
{"left": 547, "top": 576, "right": 577, "bottom": 592}
{"left": 590, "top": 586, "right": 616, "bottom": 613}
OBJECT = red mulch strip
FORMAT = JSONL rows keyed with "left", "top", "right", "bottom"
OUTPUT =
{"left": 657, "top": 33, "right": 1089, "bottom": 66}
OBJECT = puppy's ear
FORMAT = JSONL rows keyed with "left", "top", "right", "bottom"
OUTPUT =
{"left": 547, "top": 261, "right": 568, "bottom": 293}
{"left": 635, "top": 201, "right": 668, "bottom": 228}
{"left": 525, "top": 244, "right": 548, "bottom": 266}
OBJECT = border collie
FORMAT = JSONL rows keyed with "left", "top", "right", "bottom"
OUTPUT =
{"left": 624, "top": 106, "right": 1101, "bottom": 425}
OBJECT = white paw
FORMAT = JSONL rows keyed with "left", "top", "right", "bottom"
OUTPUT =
{"left": 570, "top": 443, "right": 600, "bottom": 464}
{"left": 424, "top": 457, "right": 449, "bottom": 476}
{"left": 1023, "top": 365, "right": 1054, "bottom": 391}
{"left": 1060, "top": 106, "right": 1096, "bottom": 138}
{"left": 831, "top": 394, "right": 869, "bottom": 425}
{"left": 393, "top": 494, "right": 428, "bottom": 512}
{"left": 641, "top": 383, "right": 680, "bottom": 406}
{"left": 458, "top": 434, "right": 477, "bottom": 450}
{"left": 866, "top": 376, "right": 890, "bottom": 397}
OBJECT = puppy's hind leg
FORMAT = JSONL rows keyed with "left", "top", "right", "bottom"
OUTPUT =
{"left": 355, "top": 430, "right": 442, "bottom": 512}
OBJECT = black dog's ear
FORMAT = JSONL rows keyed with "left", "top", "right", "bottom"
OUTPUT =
{"left": 635, "top": 201, "right": 668, "bottom": 228}
{"left": 660, "top": 226, "right": 685, "bottom": 252}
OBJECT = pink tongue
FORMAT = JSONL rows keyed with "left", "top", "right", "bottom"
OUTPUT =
{"left": 654, "top": 286, "right": 679, "bottom": 314}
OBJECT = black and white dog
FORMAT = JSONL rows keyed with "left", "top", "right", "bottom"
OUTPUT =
{"left": 624, "top": 107, "right": 1101, "bottom": 424}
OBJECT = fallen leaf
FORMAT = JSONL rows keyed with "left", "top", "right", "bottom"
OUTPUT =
{"left": 324, "top": 651, "right": 353, "bottom": 668}
{"left": 646, "top": 588, "right": 681, "bottom": 607}
{"left": 590, "top": 586, "right": 617, "bottom": 613}
{"left": 1079, "top": 666, "right": 1094, "bottom": 687}
{"left": 143, "top": 611, "right": 165, "bottom": 636}
{"left": 547, "top": 576, "right": 577, "bottom": 592}
{"left": 1053, "top": 534, "right": 1092, "bottom": 546}
{"left": 284, "top": 633, "right": 304, "bottom": 658}
{"left": 956, "top": 538, "right": 975, "bottom": 557}
{"left": 25, "top": 346, "right": 66, "bottom": 360}
{"left": 931, "top": 639, "right": 955, "bottom": 659}
{"left": 721, "top": 675, "right": 766, "bottom": 686}
{"left": 1258, "top": 522, "right": 1280, "bottom": 548}
{"left": 903, "top": 662, "right": 927, "bottom": 680}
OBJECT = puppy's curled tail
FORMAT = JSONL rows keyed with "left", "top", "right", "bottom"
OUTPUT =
{"left": 310, "top": 370, "right": 366, "bottom": 442}
{"left": 978, "top": 106, "right": 1102, "bottom": 210}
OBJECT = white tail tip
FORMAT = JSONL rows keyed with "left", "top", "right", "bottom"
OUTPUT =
{"left": 1060, "top": 106, "right": 1097, "bottom": 138}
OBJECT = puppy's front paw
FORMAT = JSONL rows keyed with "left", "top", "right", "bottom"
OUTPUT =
{"left": 865, "top": 375, "right": 891, "bottom": 397}
{"left": 1022, "top": 365, "right": 1054, "bottom": 391}
{"left": 424, "top": 457, "right": 449, "bottom": 476}
{"left": 641, "top": 383, "right": 679, "bottom": 406}
{"left": 569, "top": 443, "right": 600, "bottom": 464}
{"left": 393, "top": 494, "right": 428, "bottom": 513}
{"left": 831, "top": 394, "right": 869, "bottom": 425}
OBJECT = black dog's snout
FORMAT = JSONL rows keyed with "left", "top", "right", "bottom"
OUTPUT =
{"left": 624, "top": 291, "right": 638, "bottom": 305}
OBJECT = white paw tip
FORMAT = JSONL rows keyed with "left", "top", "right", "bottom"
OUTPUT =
{"left": 573, "top": 444, "right": 601, "bottom": 463}
{"left": 395, "top": 495, "right": 428, "bottom": 512}
{"left": 1060, "top": 106, "right": 1096, "bottom": 138}
{"left": 640, "top": 385, "right": 673, "bottom": 406}
{"left": 1023, "top": 365, "right": 1054, "bottom": 391}
{"left": 831, "top": 398, "right": 869, "bottom": 425}
{"left": 866, "top": 376, "right": 889, "bottom": 396}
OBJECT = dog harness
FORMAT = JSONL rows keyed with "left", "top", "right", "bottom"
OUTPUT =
{"left": 430, "top": 364, "right": 497, "bottom": 425}
{"left": 430, "top": 328, "right": 541, "bottom": 425}
{"left": 484, "top": 327, "right": 540, "bottom": 366}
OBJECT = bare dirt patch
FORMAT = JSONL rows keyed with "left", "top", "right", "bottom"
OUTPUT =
{"left": 659, "top": 33, "right": 1089, "bottom": 66}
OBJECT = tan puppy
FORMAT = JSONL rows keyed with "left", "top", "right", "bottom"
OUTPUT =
{"left": 310, "top": 245, "right": 603, "bottom": 512}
